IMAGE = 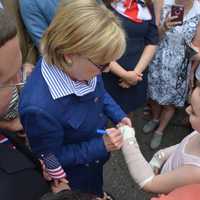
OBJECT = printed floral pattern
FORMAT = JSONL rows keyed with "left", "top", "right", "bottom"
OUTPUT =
{"left": 148, "top": 3, "right": 200, "bottom": 107}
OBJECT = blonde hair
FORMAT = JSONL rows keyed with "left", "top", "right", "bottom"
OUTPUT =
{"left": 41, "top": 0, "right": 126, "bottom": 70}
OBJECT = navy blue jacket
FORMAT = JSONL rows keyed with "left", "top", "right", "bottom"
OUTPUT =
{"left": 19, "top": 60, "right": 126, "bottom": 196}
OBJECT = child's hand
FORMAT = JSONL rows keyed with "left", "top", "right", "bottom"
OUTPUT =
{"left": 52, "top": 178, "right": 70, "bottom": 193}
{"left": 118, "top": 80, "right": 131, "bottom": 88}
{"left": 121, "top": 70, "right": 143, "bottom": 86}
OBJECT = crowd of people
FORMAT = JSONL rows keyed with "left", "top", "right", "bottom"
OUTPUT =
{"left": 0, "top": 0, "right": 200, "bottom": 200}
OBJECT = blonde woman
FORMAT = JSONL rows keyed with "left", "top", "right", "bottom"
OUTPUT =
{"left": 19, "top": 0, "right": 130, "bottom": 199}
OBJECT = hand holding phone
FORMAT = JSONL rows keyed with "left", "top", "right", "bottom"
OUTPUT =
{"left": 171, "top": 4, "right": 184, "bottom": 25}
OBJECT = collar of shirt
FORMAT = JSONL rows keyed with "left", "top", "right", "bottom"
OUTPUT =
{"left": 111, "top": 0, "right": 152, "bottom": 23}
{"left": 41, "top": 58, "right": 97, "bottom": 100}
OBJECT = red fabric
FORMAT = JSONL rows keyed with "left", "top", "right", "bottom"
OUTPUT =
{"left": 0, "top": 134, "right": 8, "bottom": 143}
{"left": 151, "top": 184, "right": 200, "bottom": 200}
{"left": 124, "top": 0, "right": 142, "bottom": 23}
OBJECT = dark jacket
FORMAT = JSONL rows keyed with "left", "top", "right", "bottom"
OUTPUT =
{"left": 0, "top": 132, "right": 49, "bottom": 200}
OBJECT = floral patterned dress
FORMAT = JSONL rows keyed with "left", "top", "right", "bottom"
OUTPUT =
{"left": 148, "top": 0, "right": 200, "bottom": 107}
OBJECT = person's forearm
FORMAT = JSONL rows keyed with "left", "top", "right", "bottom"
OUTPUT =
{"left": 134, "top": 44, "right": 157, "bottom": 74}
{"left": 109, "top": 61, "right": 128, "bottom": 79}
{"left": 110, "top": 44, "right": 157, "bottom": 78}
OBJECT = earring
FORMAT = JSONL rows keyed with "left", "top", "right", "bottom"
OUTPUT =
{"left": 66, "top": 59, "right": 73, "bottom": 67}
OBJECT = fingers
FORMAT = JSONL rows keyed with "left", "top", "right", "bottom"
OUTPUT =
{"left": 116, "top": 123, "right": 123, "bottom": 128}
{"left": 122, "top": 117, "right": 132, "bottom": 127}
{"left": 164, "top": 15, "right": 182, "bottom": 30}
{"left": 54, "top": 179, "right": 59, "bottom": 187}
{"left": 60, "top": 178, "right": 69, "bottom": 184}
{"left": 103, "top": 128, "right": 123, "bottom": 151}
{"left": 51, "top": 181, "right": 70, "bottom": 194}
{"left": 39, "top": 159, "right": 52, "bottom": 181}
{"left": 137, "top": 76, "right": 143, "bottom": 81}
{"left": 118, "top": 81, "right": 131, "bottom": 88}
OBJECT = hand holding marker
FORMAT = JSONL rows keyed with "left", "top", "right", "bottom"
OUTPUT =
{"left": 97, "top": 128, "right": 123, "bottom": 151}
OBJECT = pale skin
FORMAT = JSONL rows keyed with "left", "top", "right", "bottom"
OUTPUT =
{"left": 0, "top": 36, "right": 23, "bottom": 132}
{"left": 109, "top": 45, "right": 157, "bottom": 89}
{"left": 22, "top": 62, "right": 35, "bottom": 80}
{"left": 143, "top": 87, "right": 200, "bottom": 194}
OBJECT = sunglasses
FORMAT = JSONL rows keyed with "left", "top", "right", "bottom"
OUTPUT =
{"left": 88, "top": 58, "right": 110, "bottom": 72}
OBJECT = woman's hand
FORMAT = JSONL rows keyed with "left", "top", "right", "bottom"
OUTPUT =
{"left": 118, "top": 80, "right": 131, "bottom": 88}
{"left": 117, "top": 117, "right": 132, "bottom": 128}
{"left": 162, "top": 13, "right": 182, "bottom": 31}
{"left": 39, "top": 160, "right": 52, "bottom": 181}
{"left": 51, "top": 178, "right": 70, "bottom": 193}
{"left": 103, "top": 128, "right": 123, "bottom": 152}
{"left": 121, "top": 70, "right": 143, "bottom": 86}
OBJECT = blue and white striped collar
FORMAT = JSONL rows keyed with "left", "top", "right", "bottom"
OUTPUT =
{"left": 41, "top": 58, "right": 97, "bottom": 100}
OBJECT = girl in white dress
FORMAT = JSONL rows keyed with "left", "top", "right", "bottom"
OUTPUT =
{"left": 121, "top": 85, "right": 200, "bottom": 193}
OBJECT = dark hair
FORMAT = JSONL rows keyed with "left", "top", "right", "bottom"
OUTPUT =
{"left": 0, "top": 8, "right": 17, "bottom": 47}
{"left": 40, "top": 190, "right": 97, "bottom": 200}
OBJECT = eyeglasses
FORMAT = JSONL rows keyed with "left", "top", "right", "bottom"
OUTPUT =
{"left": 88, "top": 58, "right": 110, "bottom": 72}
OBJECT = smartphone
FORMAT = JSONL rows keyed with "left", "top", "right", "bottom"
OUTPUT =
{"left": 171, "top": 4, "right": 184, "bottom": 25}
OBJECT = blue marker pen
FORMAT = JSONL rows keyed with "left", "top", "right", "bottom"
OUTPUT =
{"left": 96, "top": 129, "right": 107, "bottom": 135}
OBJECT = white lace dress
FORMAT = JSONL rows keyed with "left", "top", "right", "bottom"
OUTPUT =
{"left": 161, "top": 131, "right": 200, "bottom": 174}
{"left": 148, "top": 0, "right": 200, "bottom": 107}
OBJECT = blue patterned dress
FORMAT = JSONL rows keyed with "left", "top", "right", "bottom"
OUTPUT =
{"left": 148, "top": 0, "right": 200, "bottom": 107}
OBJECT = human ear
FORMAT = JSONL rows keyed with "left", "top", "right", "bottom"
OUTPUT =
{"left": 63, "top": 54, "right": 73, "bottom": 67}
